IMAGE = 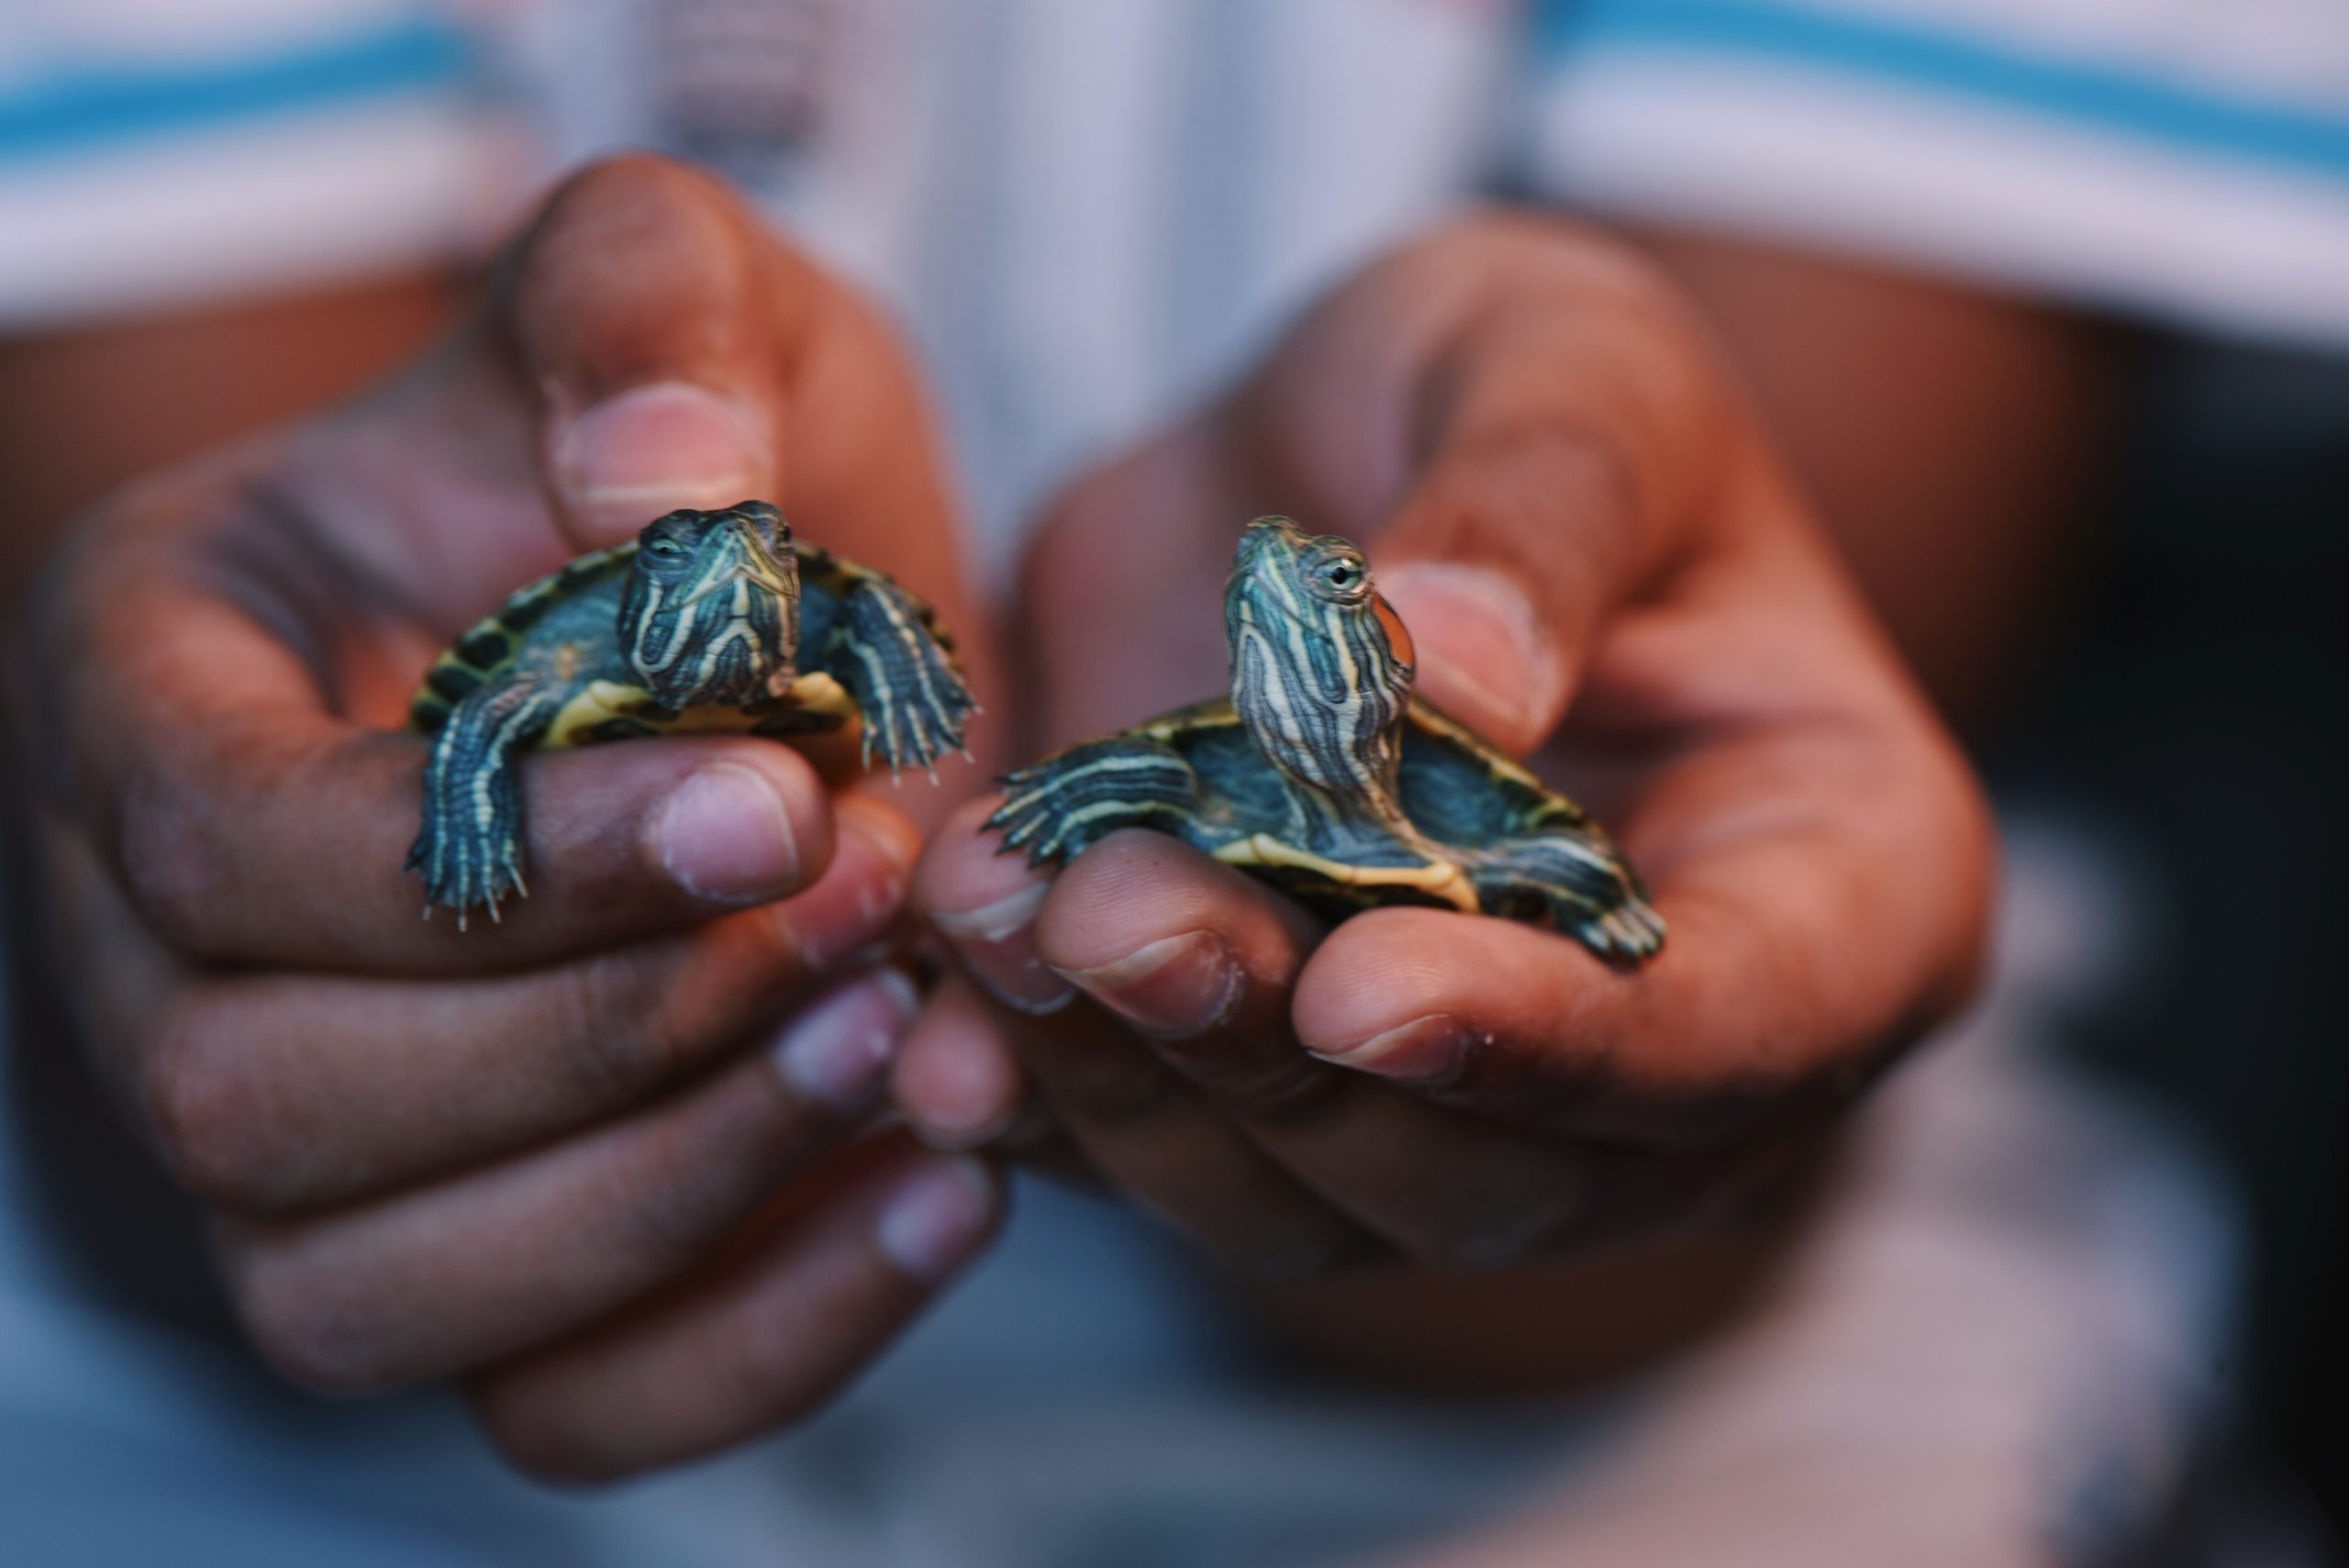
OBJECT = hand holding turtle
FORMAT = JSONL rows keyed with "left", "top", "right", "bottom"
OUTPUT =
{"left": 6, "top": 157, "right": 999, "bottom": 1477}
{"left": 902, "top": 217, "right": 1992, "bottom": 1280}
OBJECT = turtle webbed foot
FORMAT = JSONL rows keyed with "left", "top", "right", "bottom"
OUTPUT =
{"left": 1472, "top": 835, "right": 1665, "bottom": 966}
{"left": 985, "top": 762, "right": 1082, "bottom": 864}
{"left": 1568, "top": 894, "right": 1666, "bottom": 965}
{"left": 985, "top": 739, "right": 1201, "bottom": 866}
{"left": 407, "top": 681, "right": 560, "bottom": 931}
{"left": 832, "top": 582, "right": 978, "bottom": 779}
{"left": 862, "top": 670, "right": 977, "bottom": 779}
{"left": 405, "top": 818, "right": 527, "bottom": 929}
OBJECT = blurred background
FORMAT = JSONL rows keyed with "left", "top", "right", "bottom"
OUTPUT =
{"left": 0, "top": 1, "right": 2343, "bottom": 1562}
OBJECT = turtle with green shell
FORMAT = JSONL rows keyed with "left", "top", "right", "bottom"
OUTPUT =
{"left": 988, "top": 516, "right": 1663, "bottom": 964}
{"left": 407, "top": 500, "right": 974, "bottom": 925}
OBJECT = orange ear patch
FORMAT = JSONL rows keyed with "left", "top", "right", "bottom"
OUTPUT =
{"left": 1372, "top": 594, "right": 1415, "bottom": 669}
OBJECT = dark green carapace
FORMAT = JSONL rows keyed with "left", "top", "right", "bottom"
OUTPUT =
{"left": 989, "top": 516, "right": 1662, "bottom": 964}
{"left": 408, "top": 501, "right": 974, "bottom": 925}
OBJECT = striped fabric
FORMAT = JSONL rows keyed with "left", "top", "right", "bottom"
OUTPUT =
{"left": 1, "top": 0, "right": 2343, "bottom": 428}
{"left": 0, "top": 2, "right": 489, "bottom": 325}
{"left": 1523, "top": 0, "right": 2349, "bottom": 345}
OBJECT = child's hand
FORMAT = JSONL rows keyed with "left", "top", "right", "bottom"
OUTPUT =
{"left": 904, "top": 216, "right": 1990, "bottom": 1278}
{"left": 7, "top": 156, "right": 998, "bottom": 1479}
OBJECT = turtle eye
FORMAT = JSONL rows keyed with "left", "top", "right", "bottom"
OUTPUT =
{"left": 645, "top": 537, "right": 688, "bottom": 562}
{"left": 1308, "top": 553, "right": 1369, "bottom": 601}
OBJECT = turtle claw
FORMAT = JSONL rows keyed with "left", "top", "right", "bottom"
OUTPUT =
{"left": 1466, "top": 835, "right": 1665, "bottom": 965}
{"left": 829, "top": 578, "right": 977, "bottom": 781}
{"left": 866, "top": 689, "right": 965, "bottom": 782}
{"left": 982, "top": 782, "right": 1058, "bottom": 862}
{"left": 985, "top": 739, "right": 1201, "bottom": 867}
{"left": 409, "top": 679, "right": 561, "bottom": 933}
{"left": 406, "top": 815, "right": 528, "bottom": 931}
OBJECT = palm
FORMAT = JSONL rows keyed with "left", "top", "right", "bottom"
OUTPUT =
{"left": 907, "top": 218, "right": 1991, "bottom": 1276}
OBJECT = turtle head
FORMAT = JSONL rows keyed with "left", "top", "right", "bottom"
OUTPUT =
{"left": 618, "top": 501, "right": 801, "bottom": 708}
{"left": 1223, "top": 516, "right": 1417, "bottom": 798}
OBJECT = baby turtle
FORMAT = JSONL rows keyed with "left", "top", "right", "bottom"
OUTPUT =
{"left": 988, "top": 516, "right": 1662, "bottom": 963}
{"left": 407, "top": 500, "right": 974, "bottom": 924}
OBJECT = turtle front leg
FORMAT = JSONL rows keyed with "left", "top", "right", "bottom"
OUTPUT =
{"left": 406, "top": 680, "right": 569, "bottom": 927}
{"left": 1470, "top": 830, "right": 1667, "bottom": 964}
{"left": 814, "top": 579, "right": 978, "bottom": 777}
{"left": 987, "top": 737, "right": 1204, "bottom": 866}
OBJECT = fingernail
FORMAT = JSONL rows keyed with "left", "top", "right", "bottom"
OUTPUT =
{"left": 653, "top": 762, "right": 800, "bottom": 903}
{"left": 554, "top": 382, "right": 773, "bottom": 544}
{"left": 874, "top": 1157, "right": 996, "bottom": 1284}
{"left": 1309, "top": 1014, "right": 1477, "bottom": 1084}
{"left": 773, "top": 970, "right": 920, "bottom": 1114}
{"left": 775, "top": 806, "right": 910, "bottom": 970}
{"left": 1052, "top": 930, "right": 1240, "bottom": 1040}
{"left": 930, "top": 884, "right": 1074, "bottom": 1014}
{"left": 1377, "top": 564, "right": 1566, "bottom": 748}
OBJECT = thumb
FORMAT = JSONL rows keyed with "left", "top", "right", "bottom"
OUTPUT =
{"left": 1375, "top": 558, "right": 1568, "bottom": 761}
{"left": 497, "top": 154, "right": 802, "bottom": 550}
{"left": 1373, "top": 427, "right": 1646, "bottom": 758}
{"left": 1368, "top": 288, "right": 1732, "bottom": 756}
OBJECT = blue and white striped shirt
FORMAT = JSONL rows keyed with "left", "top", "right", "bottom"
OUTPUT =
{"left": 2, "top": 0, "right": 2344, "bottom": 544}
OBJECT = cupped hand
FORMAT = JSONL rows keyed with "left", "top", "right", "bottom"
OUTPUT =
{"left": 6, "top": 155, "right": 1001, "bottom": 1479}
{"left": 901, "top": 214, "right": 1991, "bottom": 1281}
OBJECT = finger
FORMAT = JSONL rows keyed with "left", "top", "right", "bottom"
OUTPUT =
{"left": 479, "top": 154, "right": 996, "bottom": 812}
{"left": 64, "top": 550, "right": 860, "bottom": 970}
{"left": 891, "top": 977, "right": 1109, "bottom": 1188}
{"left": 1037, "top": 832, "right": 1595, "bottom": 1269}
{"left": 505, "top": 155, "right": 982, "bottom": 643}
{"left": 1254, "top": 217, "right": 1744, "bottom": 755}
{"left": 1292, "top": 706, "right": 1990, "bottom": 1147}
{"left": 502, "top": 157, "right": 785, "bottom": 546}
{"left": 143, "top": 802, "right": 918, "bottom": 1214}
{"left": 469, "top": 1147, "right": 997, "bottom": 1483}
{"left": 914, "top": 801, "right": 1375, "bottom": 1280}
{"left": 891, "top": 977, "right": 1030, "bottom": 1151}
{"left": 214, "top": 970, "right": 921, "bottom": 1393}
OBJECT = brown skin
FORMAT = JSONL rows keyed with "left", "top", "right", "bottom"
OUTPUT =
{"left": 2, "top": 183, "right": 2106, "bottom": 1450}
{"left": 1633, "top": 226, "right": 2118, "bottom": 733}
{"left": 899, "top": 216, "right": 2076, "bottom": 1381}
{"left": 4, "top": 155, "right": 1004, "bottom": 1481}
{"left": 0, "top": 270, "right": 459, "bottom": 591}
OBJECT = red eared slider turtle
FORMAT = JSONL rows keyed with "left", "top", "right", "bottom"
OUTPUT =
{"left": 408, "top": 500, "right": 974, "bottom": 924}
{"left": 988, "top": 516, "right": 1663, "bottom": 964}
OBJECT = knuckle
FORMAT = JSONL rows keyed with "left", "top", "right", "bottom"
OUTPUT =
{"left": 556, "top": 918, "right": 796, "bottom": 1105}
{"left": 554, "top": 944, "right": 690, "bottom": 1103}
{"left": 141, "top": 1004, "right": 289, "bottom": 1210}
{"left": 224, "top": 1241, "right": 394, "bottom": 1394}
{"left": 590, "top": 1100, "right": 782, "bottom": 1270}
{"left": 114, "top": 769, "right": 221, "bottom": 954}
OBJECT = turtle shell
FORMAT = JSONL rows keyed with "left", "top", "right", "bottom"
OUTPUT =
{"left": 406, "top": 545, "right": 636, "bottom": 734}
{"left": 403, "top": 540, "right": 962, "bottom": 764}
